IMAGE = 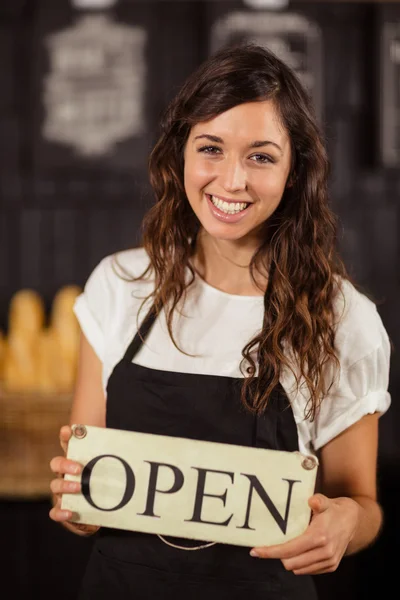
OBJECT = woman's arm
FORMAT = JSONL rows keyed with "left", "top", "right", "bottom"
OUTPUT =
{"left": 69, "top": 331, "right": 106, "bottom": 428}
{"left": 318, "top": 411, "right": 383, "bottom": 555}
{"left": 49, "top": 332, "right": 106, "bottom": 535}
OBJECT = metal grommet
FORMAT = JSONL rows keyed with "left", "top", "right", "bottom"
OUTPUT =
{"left": 73, "top": 424, "right": 87, "bottom": 439}
{"left": 301, "top": 456, "right": 317, "bottom": 470}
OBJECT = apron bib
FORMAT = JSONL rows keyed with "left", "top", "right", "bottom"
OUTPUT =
{"left": 78, "top": 307, "right": 318, "bottom": 600}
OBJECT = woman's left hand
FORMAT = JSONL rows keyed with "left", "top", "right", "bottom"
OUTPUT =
{"left": 249, "top": 493, "right": 360, "bottom": 575}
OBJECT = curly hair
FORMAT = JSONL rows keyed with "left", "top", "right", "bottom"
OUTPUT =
{"left": 120, "top": 43, "right": 350, "bottom": 420}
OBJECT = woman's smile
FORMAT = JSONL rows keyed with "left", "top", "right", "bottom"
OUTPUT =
{"left": 205, "top": 193, "right": 252, "bottom": 223}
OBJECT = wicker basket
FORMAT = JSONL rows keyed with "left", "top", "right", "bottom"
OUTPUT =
{"left": 0, "top": 385, "right": 73, "bottom": 499}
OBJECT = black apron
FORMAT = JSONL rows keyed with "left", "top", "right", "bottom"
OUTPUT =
{"left": 78, "top": 307, "right": 318, "bottom": 600}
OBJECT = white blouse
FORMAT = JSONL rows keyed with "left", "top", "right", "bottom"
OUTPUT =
{"left": 73, "top": 247, "right": 391, "bottom": 457}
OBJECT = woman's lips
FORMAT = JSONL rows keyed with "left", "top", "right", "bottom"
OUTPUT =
{"left": 209, "top": 193, "right": 251, "bottom": 204}
{"left": 205, "top": 194, "right": 252, "bottom": 224}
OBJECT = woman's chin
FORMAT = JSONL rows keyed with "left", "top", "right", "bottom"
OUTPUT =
{"left": 200, "top": 223, "right": 250, "bottom": 242}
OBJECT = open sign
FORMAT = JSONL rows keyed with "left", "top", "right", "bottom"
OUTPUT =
{"left": 61, "top": 424, "right": 318, "bottom": 547}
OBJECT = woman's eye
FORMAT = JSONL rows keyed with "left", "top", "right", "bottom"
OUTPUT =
{"left": 250, "top": 154, "right": 273, "bottom": 164}
{"left": 198, "top": 145, "right": 221, "bottom": 155}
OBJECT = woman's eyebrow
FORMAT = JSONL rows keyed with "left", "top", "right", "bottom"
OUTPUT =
{"left": 194, "top": 134, "right": 223, "bottom": 143}
{"left": 250, "top": 140, "right": 283, "bottom": 154}
{"left": 194, "top": 134, "right": 282, "bottom": 154}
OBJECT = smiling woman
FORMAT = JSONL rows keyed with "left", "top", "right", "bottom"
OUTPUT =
{"left": 184, "top": 101, "right": 291, "bottom": 239}
{"left": 49, "top": 43, "right": 391, "bottom": 600}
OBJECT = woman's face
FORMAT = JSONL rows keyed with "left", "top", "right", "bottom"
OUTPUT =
{"left": 183, "top": 100, "right": 292, "bottom": 244}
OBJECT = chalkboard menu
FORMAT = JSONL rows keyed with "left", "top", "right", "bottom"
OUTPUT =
{"left": 31, "top": 1, "right": 154, "bottom": 177}
{"left": 43, "top": 13, "right": 147, "bottom": 158}
{"left": 380, "top": 19, "right": 400, "bottom": 168}
{"left": 41, "top": 12, "right": 147, "bottom": 164}
{"left": 210, "top": 10, "right": 323, "bottom": 124}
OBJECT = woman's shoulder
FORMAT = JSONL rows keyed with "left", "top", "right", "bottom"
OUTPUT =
{"left": 73, "top": 247, "right": 152, "bottom": 361}
{"left": 332, "top": 276, "right": 390, "bottom": 368}
{"left": 333, "top": 276, "right": 376, "bottom": 322}
{"left": 77, "top": 246, "right": 152, "bottom": 325}
{"left": 287, "top": 276, "right": 392, "bottom": 454}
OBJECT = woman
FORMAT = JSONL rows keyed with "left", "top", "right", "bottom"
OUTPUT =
{"left": 49, "top": 43, "right": 391, "bottom": 599}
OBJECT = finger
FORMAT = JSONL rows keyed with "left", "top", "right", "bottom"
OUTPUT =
{"left": 49, "top": 456, "right": 82, "bottom": 476}
{"left": 251, "top": 528, "right": 330, "bottom": 560}
{"left": 251, "top": 534, "right": 316, "bottom": 559}
{"left": 308, "top": 493, "right": 330, "bottom": 514}
{"left": 292, "top": 558, "right": 337, "bottom": 576}
{"left": 59, "top": 425, "right": 72, "bottom": 454}
{"left": 49, "top": 503, "right": 73, "bottom": 522}
{"left": 282, "top": 547, "right": 332, "bottom": 572}
{"left": 50, "top": 478, "right": 81, "bottom": 495}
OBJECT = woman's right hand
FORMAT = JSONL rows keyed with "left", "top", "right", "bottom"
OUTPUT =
{"left": 49, "top": 425, "right": 99, "bottom": 536}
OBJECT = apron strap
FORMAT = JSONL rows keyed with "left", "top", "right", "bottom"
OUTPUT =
{"left": 122, "top": 303, "right": 158, "bottom": 364}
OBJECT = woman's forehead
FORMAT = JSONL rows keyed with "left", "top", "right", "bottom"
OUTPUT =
{"left": 189, "top": 101, "right": 290, "bottom": 151}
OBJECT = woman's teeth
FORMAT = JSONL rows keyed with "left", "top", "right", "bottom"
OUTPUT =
{"left": 210, "top": 195, "right": 249, "bottom": 214}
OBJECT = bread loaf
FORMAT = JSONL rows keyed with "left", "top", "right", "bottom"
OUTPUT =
{"left": 3, "top": 290, "right": 45, "bottom": 392}
{"left": 0, "top": 330, "right": 6, "bottom": 382}
{"left": 8, "top": 289, "right": 45, "bottom": 337}
{"left": 2, "top": 286, "right": 81, "bottom": 393}
{"left": 48, "top": 285, "right": 82, "bottom": 392}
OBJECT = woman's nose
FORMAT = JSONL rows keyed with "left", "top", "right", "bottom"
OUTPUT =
{"left": 220, "top": 158, "right": 247, "bottom": 193}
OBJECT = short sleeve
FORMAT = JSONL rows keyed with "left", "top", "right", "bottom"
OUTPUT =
{"left": 73, "top": 256, "right": 114, "bottom": 362}
{"left": 311, "top": 281, "right": 391, "bottom": 451}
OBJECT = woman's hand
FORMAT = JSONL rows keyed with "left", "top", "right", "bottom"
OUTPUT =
{"left": 249, "top": 493, "right": 360, "bottom": 575}
{"left": 49, "top": 425, "right": 99, "bottom": 537}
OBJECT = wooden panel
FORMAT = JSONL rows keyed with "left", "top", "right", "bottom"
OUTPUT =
{"left": 53, "top": 209, "right": 80, "bottom": 290}
{"left": 0, "top": 28, "right": 15, "bottom": 110}
{"left": 379, "top": 4, "right": 400, "bottom": 167}
{"left": 0, "top": 0, "right": 27, "bottom": 20}
{"left": 0, "top": 212, "right": 12, "bottom": 331}
{"left": 337, "top": 205, "right": 397, "bottom": 295}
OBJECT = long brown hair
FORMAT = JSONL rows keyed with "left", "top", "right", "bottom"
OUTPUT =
{"left": 121, "top": 43, "right": 350, "bottom": 420}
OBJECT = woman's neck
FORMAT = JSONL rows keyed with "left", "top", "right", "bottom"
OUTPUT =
{"left": 191, "top": 230, "right": 268, "bottom": 296}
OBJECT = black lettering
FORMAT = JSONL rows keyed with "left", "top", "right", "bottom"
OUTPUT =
{"left": 138, "top": 461, "right": 184, "bottom": 518}
{"left": 81, "top": 454, "right": 135, "bottom": 511}
{"left": 185, "top": 468, "right": 234, "bottom": 526}
{"left": 237, "top": 475, "right": 300, "bottom": 534}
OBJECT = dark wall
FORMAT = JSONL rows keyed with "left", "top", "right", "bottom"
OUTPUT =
{"left": 0, "top": 1, "right": 399, "bottom": 598}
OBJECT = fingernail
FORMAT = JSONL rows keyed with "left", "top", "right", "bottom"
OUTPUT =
{"left": 70, "top": 465, "right": 81, "bottom": 474}
{"left": 250, "top": 550, "right": 259, "bottom": 557}
{"left": 66, "top": 482, "right": 80, "bottom": 492}
{"left": 61, "top": 511, "right": 71, "bottom": 519}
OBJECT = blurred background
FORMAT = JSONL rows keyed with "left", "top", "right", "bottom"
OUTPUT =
{"left": 0, "top": 0, "right": 398, "bottom": 597}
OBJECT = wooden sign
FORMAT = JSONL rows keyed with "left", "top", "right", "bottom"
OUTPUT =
{"left": 62, "top": 424, "right": 318, "bottom": 547}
